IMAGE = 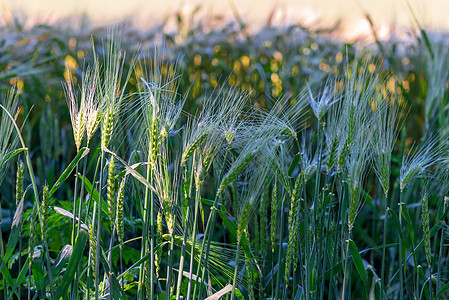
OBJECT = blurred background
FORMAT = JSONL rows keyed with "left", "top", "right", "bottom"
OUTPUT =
{"left": 1, "top": 0, "right": 448, "bottom": 39}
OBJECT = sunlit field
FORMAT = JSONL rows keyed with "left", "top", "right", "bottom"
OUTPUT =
{"left": 1, "top": 6, "right": 449, "bottom": 299}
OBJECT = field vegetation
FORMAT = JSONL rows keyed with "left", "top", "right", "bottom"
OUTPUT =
{"left": 1, "top": 9, "right": 449, "bottom": 299}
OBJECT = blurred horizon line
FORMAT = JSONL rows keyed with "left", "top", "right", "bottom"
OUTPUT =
{"left": 1, "top": 1, "right": 448, "bottom": 41}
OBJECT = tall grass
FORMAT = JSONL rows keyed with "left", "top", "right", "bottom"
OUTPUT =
{"left": 1, "top": 11, "right": 449, "bottom": 300}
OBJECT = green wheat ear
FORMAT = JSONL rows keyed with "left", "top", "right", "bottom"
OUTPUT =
{"left": 156, "top": 211, "right": 163, "bottom": 278}
{"left": 181, "top": 131, "right": 209, "bottom": 166}
{"left": 107, "top": 156, "right": 117, "bottom": 230}
{"left": 116, "top": 176, "right": 126, "bottom": 246}
{"left": 371, "top": 97, "right": 403, "bottom": 196}
{"left": 64, "top": 70, "right": 87, "bottom": 152}
{"left": 307, "top": 78, "right": 339, "bottom": 121}
{"left": 285, "top": 171, "right": 304, "bottom": 282}
{"left": 101, "top": 105, "right": 114, "bottom": 149}
{"left": 150, "top": 117, "right": 160, "bottom": 164}
{"left": 218, "top": 151, "right": 255, "bottom": 195}
{"left": 400, "top": 133, "right": 446, "bottom": 191}
{"left": 88, "top": 221, "right": 96, "bottom": 277}
{"left": 338, "top": 103, "right": 356, "bottom": 170}
{"left": 348, "top": 186, "right": 360, "bottom": 234}
{"left": 15, "top": 160, "right": 24, "bottom": 206}
{"left": 84, "top": 65, "right": 100, "bottom": 143}
{"left": 422, "top": 192, "right": 431, "bottom": 268}
{"left": 28, "top": 209, "right": 37, "bottom": 271}
{"left": 237, "top": 202, "right": 252, "bottom": 240}
{"left": 326, "top": 136, "right": 338, "bottom": 173}
{"left": 244, "top": 228, "right": 255, "bottom": 300}
{"left": 41, "top": 184, "right": 49, "bottom": 241}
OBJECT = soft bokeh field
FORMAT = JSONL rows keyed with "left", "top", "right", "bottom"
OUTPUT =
{"left": 2, "top": 0, "right": 449, "bottom": 38}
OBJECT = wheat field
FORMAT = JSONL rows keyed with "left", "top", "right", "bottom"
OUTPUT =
{"left": 0, "top": 9, "right": 449, "bottom": 300}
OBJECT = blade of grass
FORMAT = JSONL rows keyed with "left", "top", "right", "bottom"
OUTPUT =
{"left": 348, "top": 239, "right": 368, "bottom": 298}
{"left": 55, "top": 229, "right": 89, "bottom": 299}
{"left": 48, "top": 147, "right": 90, "bottom": 198}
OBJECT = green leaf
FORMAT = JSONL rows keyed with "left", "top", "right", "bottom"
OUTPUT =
{"left": 348, "top": 239, "right": 367, "bottom": 295}
{"left": 309, "top": 246, "right": 316, "bottom": 292}
{"left": 13, "top": 256, "right": 30, "bottom": 292}
{"left": 48, "top": 147, "right": 89, "bottom": 198}
{"left": 234, "top": 288, "right": 244, "bottom": 298}
{"left": 31, "top": 249, "right": 46, "bottom": 296}
{"left": 0, "top": 259, "right": 17, "bottom": 296}
{"left": 436, "top": 280, "right": 449, "bottom": 299}
{"left": 1, "top": 147, "right": 26, "bottom": 165}
{"left": 55, "top": 229, "right": 88, "bottom": 299}
{"left": 288, "top": 153, "right": 301, "bottom": 177}
{"left": 0, "top": 197, "right": 24, "bottom": 274}
{"left": 399, "top": 202, "right": 414, "bottom": 248}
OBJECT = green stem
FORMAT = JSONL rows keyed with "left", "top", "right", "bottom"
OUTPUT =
{"left": 275, "top": 195, "right": 286, "bottom": 300}
{"left": 84, "top": 152, "right": 101, "bottom": 224}
{"left": 328, "top": 178, "right": 345, "bottom": 300}
{"left": 194, "top": 192, "right": 220, "bottom": 299}
{"left": 0, "top": 204, "right": 5, "bottom": 298}
{"left": 120, "top": 243, "right": 124, "bottom": 291}
{"left": 77, "top": 151, "right": 89, "bottom": 236}
{"left": 108, "top": 225, "right": 116, "bottom": 299}
{"left": 398, "top": 190, "right": 404, "bottom": 300}
{"left": 271, "top": 250, "right": 275, "bottom": 298}
{"left": 312, "top": 119, "right": 323, "bottom": 298}
{"left": 303, "top": 182, "right": 311, "bottom": 300}
{"left": 138, "top": 153, "right": 154, "bottom": 300}
{"left": 73, "top": 152, "right": 89, "bottom": 300}
{"left": 186, "top": 188, "right": 201, "bottom": 300}
{"left": 230, "top": 239, "right": 241, "bottom": 300}
{"left": 176, "top": 207, "right": 190, "bottom": 299}
{"left": 166, "top": 217, "right": 177, "bottom": 299}
{"left": 195, "top": 146, "right": 231, "bottom": 299}
{"left": 381, "top": 191, "right": 389, "bottom": 295}
{"left": 319, "top": 174, "right": 333, "bottom": 300}
{"left": 18, "top": 230, "right": 22, "bottom": 299}
{"left": 313, "top": 119, "right": 322, "bottom": 241}
{"left": 341, "top": 237, "right": 350, "bottom": 300}
{"left": 436, "top": 200, "right": 447, "bottom": 294}
{"left": 72, "top": 163, "right": 80, "bottom": 246}
{"left": 177, "top": 155, "right": 197, "bottom": 300}
{"left": 95, "top": 150, "right": 105, "bottom": 299}
{"left": 85, "top": 152, "right": 101, "bottom": 300}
